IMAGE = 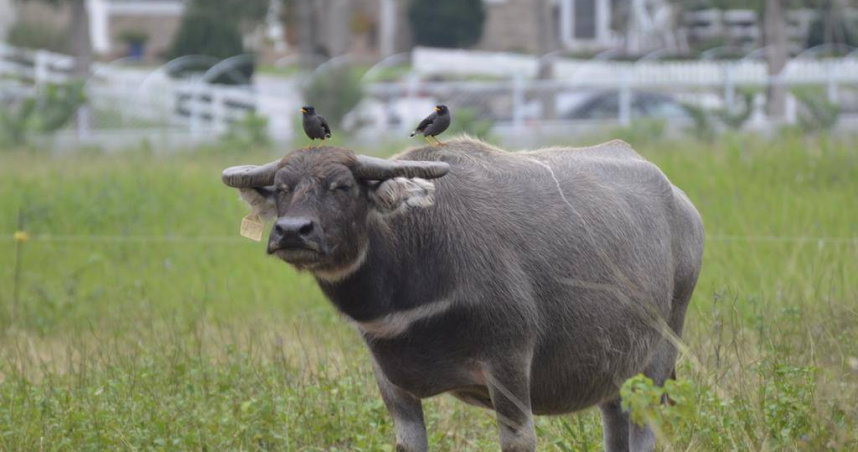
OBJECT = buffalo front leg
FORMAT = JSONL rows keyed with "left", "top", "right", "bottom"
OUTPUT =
{"left": 599, "top": 398, "right": 630, "bottom": 452}
{"left": 485, "top": 362, "right": 537, "bottom": 452}
{"left": 371, "top": 361, "right": 428, "bottom": 452}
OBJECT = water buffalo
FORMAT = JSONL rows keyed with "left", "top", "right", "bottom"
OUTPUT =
{"left": 222, "top": 138, "right": 704, "bottom": 452}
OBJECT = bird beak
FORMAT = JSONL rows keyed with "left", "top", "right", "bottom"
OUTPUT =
{"left": 434, "top": 107, "right": 440, "bottom": 112}
{"left": 300, "top": 108, "right": 308, "bottom": 114}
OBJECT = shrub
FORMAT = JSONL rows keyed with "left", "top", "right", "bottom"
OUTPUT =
{"left": 611, "top": 118, "right": 667, "bottom": 146}
{"left": 793, "top": 88, "right": 840, "bottom": 134}
{"left": 167, "top": 0, "right": 256, "bottom": 84}
{"left": 117, "top": 29, "right": 149, "bottom": 45}
{"left": 682, "top": 103, "right": 716, "bottom": 142}
{"left": 408, "top": 0, "right": 486, "bottom": 48}
{"left": 222, "top": 112, "right": 271, "bottom": 149}
{"left": 447, "top": 107, "right": 494, "bottom": 138}
{"left": 714, "top": 89, "right": 755, "bottom": 130}
{"left": 0, "top": 82, "right": 86, "bottom": 146}
{"left": 6, "top": 21, "right": 69, "bottom": 53}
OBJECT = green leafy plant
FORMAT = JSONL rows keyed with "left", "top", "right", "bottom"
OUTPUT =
{"left": 166, "top": 0, "right": 266, "bottom": 84}
{"left": 117, "top": 29, "right": 149, "bottom": 45}
{"left": 408, "top": 0, "right": 486, "bottom": 48}
{"left": 682, "top": 103, "right": 716, "bottom": 142}
{"left": 222, "top": 112, "right": 271, "bottom": 149}
{"left": 0, "top": 82, "right": 86, "bottom": 146}
{"left": 714, "top": 89, "right": 755, "bottom": 130}
{"left": 620, "top": 375, "right": 697, "bottom": 442}
{"left": 611, "top": 118, "right": 667, "bottom": 146}
{"left": 793, "top": 88, "right": 841, "bottom": 134}
{"left": 6, "top": 21, "right": 70, "bottom": 53}
{"left": 446, "top": 107, "right": 494, "bottom": 138}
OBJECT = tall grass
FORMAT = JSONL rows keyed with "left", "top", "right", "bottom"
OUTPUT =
{"left": 1, "top": 135, "right": 856, "bottom": 451}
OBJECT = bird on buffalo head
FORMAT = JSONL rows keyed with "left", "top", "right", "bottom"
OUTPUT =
{"left": 301, "top": 106, "right": 331, "bottom": 148}
{"left": 410, "top": 105, "right": 450, "bottom": 146}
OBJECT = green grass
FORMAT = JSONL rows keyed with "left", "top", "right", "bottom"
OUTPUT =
{"left": 1, "top": 134, "right": 856, "bottom": 451}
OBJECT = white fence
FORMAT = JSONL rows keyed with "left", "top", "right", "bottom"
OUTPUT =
{"left": 5, "top": 43, "right": 858, "bottom": 150}
{"left": 413, "top": 46, "right": 858, "bottom": 87}
{"left": 1, "top": 43, "right": 275, "bottom": 149}
{"left": 0, "top": 43, "right": 74, "bottom": 85}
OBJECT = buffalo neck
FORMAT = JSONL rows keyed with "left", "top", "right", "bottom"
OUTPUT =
{"left": 316, "top": 219, "right": 454, "bottom": 323}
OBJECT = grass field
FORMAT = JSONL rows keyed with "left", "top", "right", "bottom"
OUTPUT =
{"left": 1, "top": 134, "right": 856, "bottom": 451}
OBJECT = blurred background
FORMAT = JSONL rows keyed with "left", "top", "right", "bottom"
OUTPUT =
{"left": 1, "top": 0, "right": 857, "bottom": 149}
{"left": 1, "top": 2, "right": 857, "bottom": 451}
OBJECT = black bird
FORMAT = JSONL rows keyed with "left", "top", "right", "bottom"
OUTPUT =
{"left": 410, "top": 104, "right": 451, "bottom": 146}
{"left": 301, "top": 106, "right": 331, "bottom": 148}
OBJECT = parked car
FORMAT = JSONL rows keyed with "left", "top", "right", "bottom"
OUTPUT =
{"left": 561, "top": 90, "right": 691, "bottom": 121}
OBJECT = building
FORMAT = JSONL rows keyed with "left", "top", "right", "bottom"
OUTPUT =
{"left": 9, "top": 0, "right": 185, "bottom": 60}
{"left": 478, "top": 0, "right": 619, "bottom": 54}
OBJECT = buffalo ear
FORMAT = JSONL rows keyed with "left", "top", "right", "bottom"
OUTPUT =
{"left": 368, "top": 177, "right": 437, "bottom": 215}
{"left": 238, "top": 186, "right": 278, "bottom": 221}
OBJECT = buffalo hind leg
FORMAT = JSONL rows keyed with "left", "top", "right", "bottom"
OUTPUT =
{"left": 371, "top": 361, "right": 428, "bottom": 452}
{"left": 599, "top": 398, "right": 630, "bottom": 452}
{"left": 630, "top": 338, "right": 681, "bottom": 451}
{"left": 485, "top": 362, "right": 537, "bottom": 452}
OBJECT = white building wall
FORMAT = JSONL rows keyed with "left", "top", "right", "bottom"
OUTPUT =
{"left": 0, "top": 0, "right": 16, "bottom": 40}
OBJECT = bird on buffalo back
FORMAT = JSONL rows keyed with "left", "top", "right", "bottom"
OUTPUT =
{"left": 301, "top": 106, "right": 331, "bottom": 148}
{"left": 410, "top": 105, "right": 451, "bottom": 146}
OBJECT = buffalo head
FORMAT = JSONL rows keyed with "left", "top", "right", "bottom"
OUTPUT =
{"left": 222, "top": 147, "right": 449, "bottom": 279}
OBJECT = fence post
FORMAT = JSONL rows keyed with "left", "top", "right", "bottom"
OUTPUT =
{"left": 406, "top": 72, "right": 419, "bottom": 100}
{"left": 785, "top": 93, "right": 797, "bottom": 125}
{"left": 34, "top": 50, "right": 48, "bottom": 87}
{"left": 189, "top": 78, "right": 202, "bottom": 141}
{"left": 724, "top": 62, "right": 735, "bottom": 114}
{"left": 512, "top": 75, "right": 525, "bottom": 132}
{"left": 212, "top": 87, "right": 226, "bottom": 134}
{"left": 12, "top": 209, "right": 27, "bottom": 323}
{"left": 619, "top": 72, "right": 631, "bottom": 126}
{"left": 826, "top": 60, "right": 838, "bottom": 104}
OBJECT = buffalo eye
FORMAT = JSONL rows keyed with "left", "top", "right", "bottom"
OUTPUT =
{"left": 330, "top": 183, "right": 352, "bottom": 193}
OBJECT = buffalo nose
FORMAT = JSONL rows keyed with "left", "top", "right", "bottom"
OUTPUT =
{"left": 274, "top": 218, "right": 315, "bottom": 238}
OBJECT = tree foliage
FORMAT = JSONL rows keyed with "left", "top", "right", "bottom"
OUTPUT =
{"left": 407, "top": 0, "right": 486, "bottom": 48}
{"left": 166, "top": 0, "right": 269, "bottom": 83}
{"left": 168, "top": 1, "right": 245, "bottom": 61}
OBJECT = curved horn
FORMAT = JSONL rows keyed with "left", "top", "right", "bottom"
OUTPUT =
{"left": 354, "top": 155, "right": 450, "bottom": 180}
{"left": 221, "top": 159, "right": 283, "bottom": 188}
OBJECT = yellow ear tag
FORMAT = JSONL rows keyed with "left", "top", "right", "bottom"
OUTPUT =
{"left": 240, "top": 215, "right": 264, "bottom": 242}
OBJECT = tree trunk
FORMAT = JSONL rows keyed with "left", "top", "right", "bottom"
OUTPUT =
{"left": 294, "top": 0, "right": 317, "bottom": 69}
{"left": 325, "top": 0, "right": 351, "bottom": 57}
{"left": 535, "top": 0, "right": 558, "bottom": 120}
{"left": 69, "top": 0, "right": 92, "bottom": 78}
{"left": 764, "top": 0, "right": 787, "bottom": 119}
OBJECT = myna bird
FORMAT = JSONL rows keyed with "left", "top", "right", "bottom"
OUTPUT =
{"left": 410, "top": 104, "right": 451, "bottom": 146}
{"left": 301, "top": 106, "right": 331, "bottom": 147}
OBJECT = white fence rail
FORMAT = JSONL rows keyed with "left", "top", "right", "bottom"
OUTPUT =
{"left": 0, "top": 43, "right": 74, "bottom": 85}
{"left": 413, "top": 46, "right": 858, "bottom": 87}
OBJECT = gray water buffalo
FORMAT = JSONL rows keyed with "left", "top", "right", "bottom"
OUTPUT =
{"left": 222, "top": 138, "right": 704, "bottom": 452}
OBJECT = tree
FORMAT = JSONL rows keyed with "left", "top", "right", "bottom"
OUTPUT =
{"left": 408, "top": 0, "right": 486, "bottom": 48}
{"left": 168, "top": 0, "right": 269, "bottom": 60}
{"left": 167, "top": 0, "right": 269, "bottom": 83}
